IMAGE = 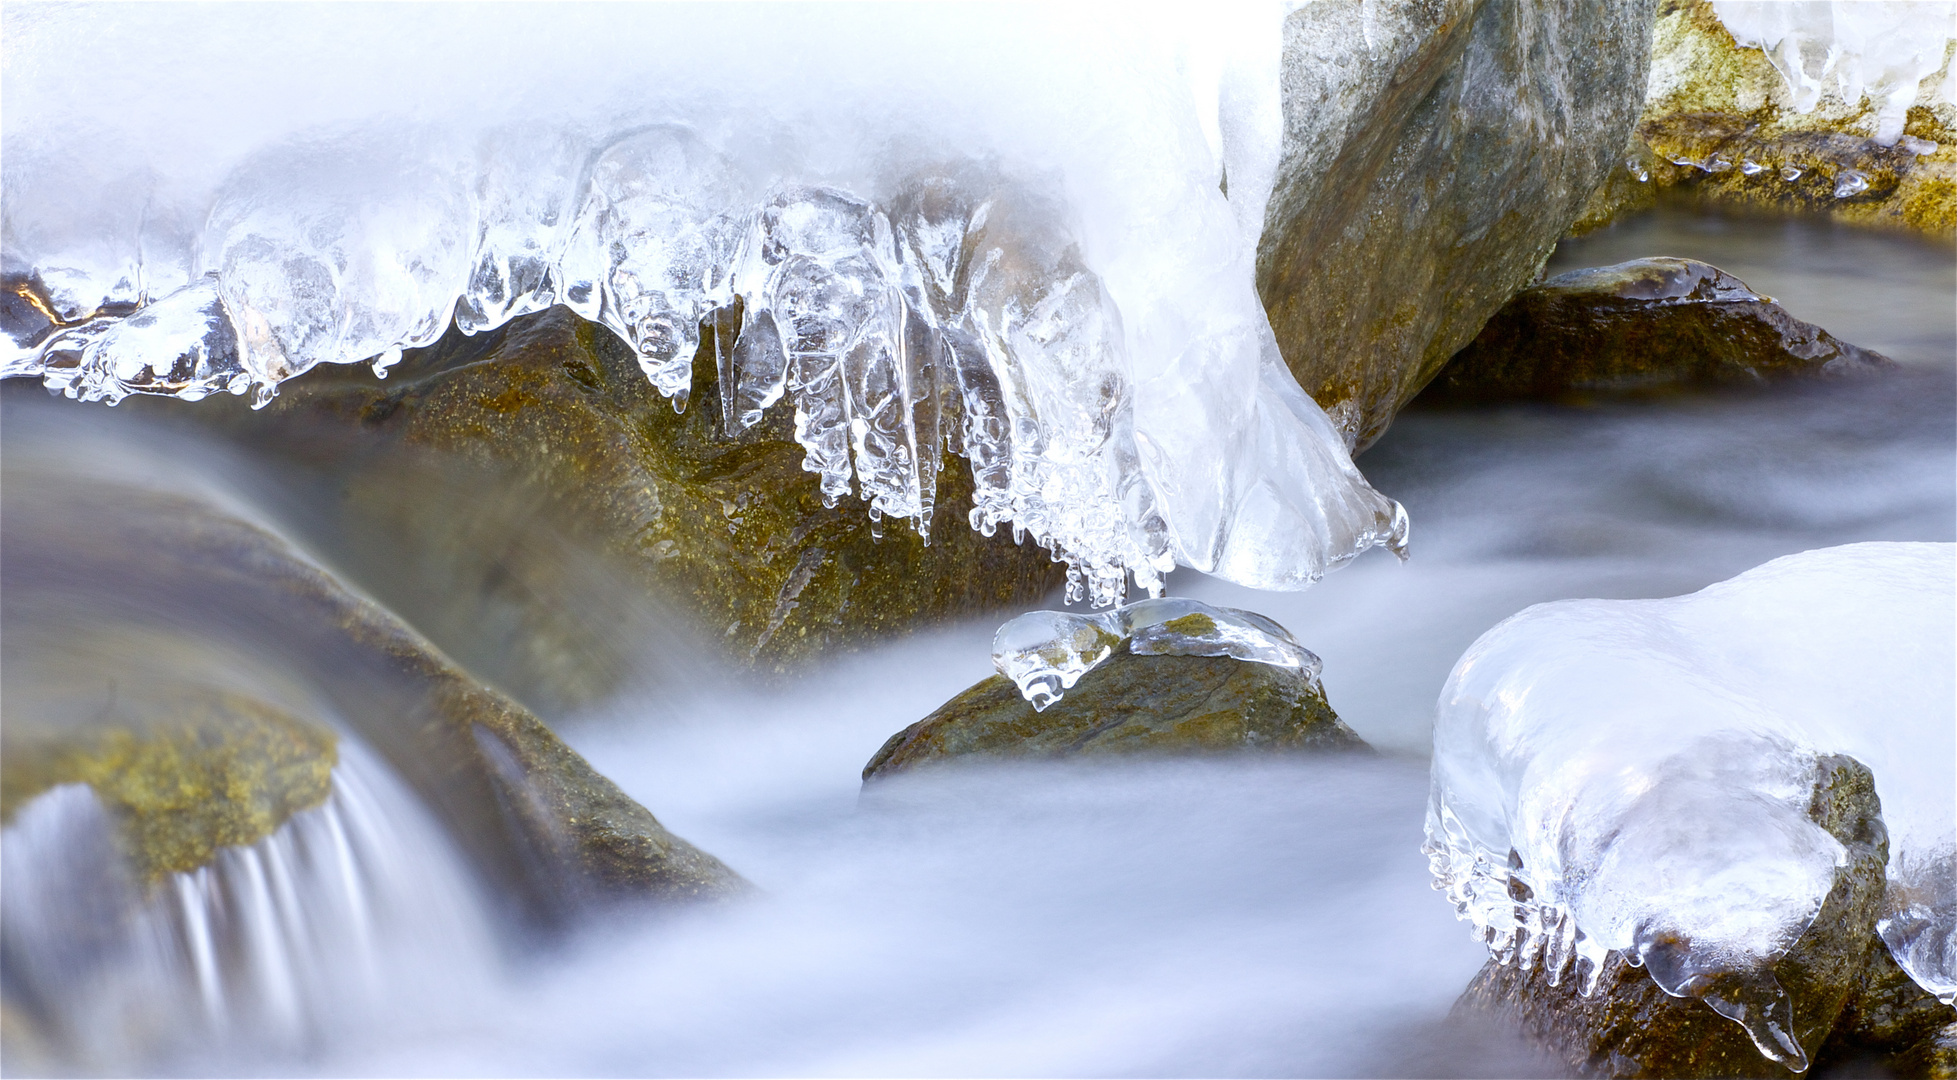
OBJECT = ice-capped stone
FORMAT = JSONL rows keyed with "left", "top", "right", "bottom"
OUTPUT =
{"left": 38, "top": 276, "right": 248, "bottom": 405}
{"left": 1426, "top": 542, "right": 1957, "bottom": 1062}
{"left": 993, "top": 597, "right": 1320, "bottom": 711}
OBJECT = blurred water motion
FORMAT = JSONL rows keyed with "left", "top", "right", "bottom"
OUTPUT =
{"left": 0, "top": 206, "right": 1951, "bottom": 1075}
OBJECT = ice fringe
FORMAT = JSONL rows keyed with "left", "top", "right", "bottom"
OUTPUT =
{"left": 1424, "top": 542, "right": 1957, "bottom": 1070}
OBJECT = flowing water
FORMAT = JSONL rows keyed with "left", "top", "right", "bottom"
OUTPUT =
{"left": 1, "top": 207, "right": 1951, "bottom": 1076}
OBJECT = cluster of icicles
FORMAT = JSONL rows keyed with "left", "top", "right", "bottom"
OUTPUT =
{"left": 4, "top": 126, "right": 1201, "bottom": 606}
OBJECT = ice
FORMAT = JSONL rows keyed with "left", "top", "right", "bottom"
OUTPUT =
{"left": 0, "top": 4, "right": 1404, "bottom": 600}
{"left": 1426, "top": 542, "right": 1957, "bottom": 1067}
{"left": 993, "top": 597, "right": 1321, "bottom": 711}
{"left": 1711, "top": 1, "right": 1957, "bottom": 145}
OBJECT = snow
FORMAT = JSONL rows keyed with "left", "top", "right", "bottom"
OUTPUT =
{"left": 1425, "top": 542, "right": 1956, "bottom": 1066}
{"left": 0, "top": 4, "right": 1405, "bottom": 603}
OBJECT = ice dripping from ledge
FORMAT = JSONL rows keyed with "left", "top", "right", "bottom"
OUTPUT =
{"left": 993, "top": 597, "right": 1321, "bottom": 711}
{"left": 1710, "top": 1, "right": 1957, "bottom": 146}
{"left": 1424, "top": 542, "right": 1957, "bottom": 1067}
{"left": 0, "top": 4, "right": 1403, "bottom": 602}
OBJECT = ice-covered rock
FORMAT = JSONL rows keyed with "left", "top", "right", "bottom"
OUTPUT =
{"left": 0, "top": 5, "right": 1406, "bottom": 604}
{"left": 1426, "top": 543, "right": 1956, "bottom": 1066}
{"left": 867, "top": 601, "right": 1361, "bottom": 780}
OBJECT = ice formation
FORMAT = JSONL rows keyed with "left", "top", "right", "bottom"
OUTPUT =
{"left": 1711, "top": 1, "right": 1957, "bottom": 145}
{"left": 1426, "top": 542, "right": 1956, "bottom": 1068}
{"left": 993, "top": 597, "right": 1320, "bottom": 711}
{"left": 0, "top": 5, "right": 1406, "bottom": 604}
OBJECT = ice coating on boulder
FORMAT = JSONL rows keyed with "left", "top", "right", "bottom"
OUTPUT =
{"left": 992, "top": 597, "right": 1321, "bottom": 711}
{"left": 1711, "top": 1, "right": 1957, "bottom": 146}
{"left": 0, "top": 4, "right": 1404, "bottom": 604}
{"left": 1425, "top": 542, "right": 1957, "bottom": 1067}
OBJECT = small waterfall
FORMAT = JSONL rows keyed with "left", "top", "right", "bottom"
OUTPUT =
{"left": 1, "top": 741, "right": 499, "bottom": 1071}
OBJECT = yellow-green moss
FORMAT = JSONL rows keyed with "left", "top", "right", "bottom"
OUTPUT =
{"left": 1161, "top": 612, "right": 1219, "bottom": 637}
{"left": 0, "top": 689, "right": 336, "bottom": 882}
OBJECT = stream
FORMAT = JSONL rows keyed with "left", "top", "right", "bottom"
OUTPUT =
{"left": 3, "top": 206, "right": 1952, "bottom": 1076}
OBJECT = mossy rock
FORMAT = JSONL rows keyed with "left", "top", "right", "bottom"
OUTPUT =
{"left": 1453, "top": 754, "right": 1956, "bottom": 1078}
{"left": 168, "top": 306, "right": 1066, "bottom": 707}
{"left": 1, "top": 428, "right": 745, "bottom": 918}
{"left": 1573, "top": 0, "right": 1957, "bottom": 238}
{"left": 862, "top": 642, "right": 1366, "bottom": 781}
{"left": 1420, "top": 257, "right": 1893, "bottom": 403}
{"left": 1258, "top": 0, "right": 1657, "bottom": 449}
{"left": 1, "top": 686, "right": 336, "bottom": 883}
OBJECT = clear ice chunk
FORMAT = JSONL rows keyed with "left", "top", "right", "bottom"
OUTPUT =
{"left": 992, "top": 597, "right": 1321, "bottom": 711}
{"left": 1425, "top": 542, "right": 1957, "bottom": 1066}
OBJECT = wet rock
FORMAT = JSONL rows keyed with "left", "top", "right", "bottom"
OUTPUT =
{"left": 862, "top": 641, "right": 1366, "bottom": 781}
{"left": 1575, "top": 0, "right": 1957, "bottom": 238}
{"left": 169, "top": 306, "right": 1065, "bottom": 698}
{"left": 1420, "top": 257, "right": 1894, "bottom": 403}
{"left": 1454, "top": 753, "right": 1897, "bottom": 1078}
{"left": 1816, "top": 939, "right": 1957, "bottom": 1078}
{"left": 1258, "top": 0, "right": 1658, "bottom": 449}
{"left": 0, "top": 413, "right": 745, "bottom": 920}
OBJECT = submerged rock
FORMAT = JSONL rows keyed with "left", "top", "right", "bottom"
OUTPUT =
{"left": 1421, "top": 257, "right": 1894, "bottom": 403}
{"left": 0, "top": 410, "right": 745, "bottom": 921}
{"left": 1258, "top": 0, "right": 1658, "bottom": 449}
{"left": 1454, "top": 754, "right": 1899, "bottom": 1078}
{"left": 1575, "top": 0, "right": 1957, "bottom": 237}
{"left": 172, "top": 306, "right": 1065, "bottom": 695}
{"left": 862, "top": 639, "right": 1365, "bottom": 782}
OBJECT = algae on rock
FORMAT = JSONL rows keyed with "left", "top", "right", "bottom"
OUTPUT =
{"left": 1421, "top": 257, "right": 1893, "bottom": 403}
{"left": 1574, "top": 0, "right": 1957, "bottom": 237}
{"left": 1257, "top": 0, "right": 1658, "bottom": 450}
{"left": 863, "top": 641, "right": 1366, "bottom": 781}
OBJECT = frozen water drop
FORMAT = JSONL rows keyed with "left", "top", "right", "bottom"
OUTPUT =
{"left": 1833, "top": 169, "right": 1869, "bottom": 198}
{"left": 1780, "top": 164, "right": 1806, "bottom": 181}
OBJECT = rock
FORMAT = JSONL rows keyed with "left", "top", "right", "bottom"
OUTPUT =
{"left": 1574, "top": 0, "right": 1957, "bottom": 238}
{"left": 1257, "top": 0, "right": 1658, "bottom": 450}
{"left": 1816, "top": 938, "right": 1957, "bottom": 1078}
{"left": 1419, "top": 257, "right": 1894, "bottom": 403}
{"left": 163, "top": 306, "right": 1065, "bottom": 699}
{"left": 0, "top": 409, "right": 745, "bottom": 921}
{"left": 862, "top": 640, "right": 1366, "bottom": 781}
{"left": 1453, "top": 753, "right": 1897, "bottom": 1078}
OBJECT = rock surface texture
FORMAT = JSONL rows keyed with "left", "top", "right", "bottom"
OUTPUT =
{"left": 1455, "top": 754, "right": 1955, "bottom": 1078}
{"left": 1258, "top": 0, "right": 1659, "bottom": 450}
{"left": 1421, "top": 257, "right": 1894, "bottom": 402}
{"left": 184, "top": 307, "right": 1066, "bottom": 694}
{"left": 0, "top": 425, "right": 745, "bottom": 920}
{"left": 1576, "top": 0, "right": 1957, "bottom": 236}
{"left": 862, "top": 641, "right": 1365, "bottom": 781}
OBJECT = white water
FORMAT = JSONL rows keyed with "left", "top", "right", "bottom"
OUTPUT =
{"left": 2, "top": 210, "right": 1951, "bottom": 1077}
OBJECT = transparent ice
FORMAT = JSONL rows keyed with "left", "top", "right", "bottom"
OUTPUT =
{"left": 0, "top": 4, "right": 1403, "bottom": 603}
{"left": 1425, "top": 542, "right": 1957, "bottom": 1069}
{"left": 992, "top": 597, "right": 1321, "bottom": 711}
{"left": 1711, "top": 1, "right": 1957, "bottom": 146}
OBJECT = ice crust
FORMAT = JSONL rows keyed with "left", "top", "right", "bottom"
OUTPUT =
{"left": 1711, "top": 1, "right": 1957, "bottom": 146}
{"left": 0, "top": 5, "right": 1406, "bottom": 604}
{"left": 993, "top": 597, "right": 1320, "bottom": 711}
{"left": 1425, "top": 542, "right": 1957, "bottom": 1067}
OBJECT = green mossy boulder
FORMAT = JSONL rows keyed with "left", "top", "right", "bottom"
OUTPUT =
{"left": 1258, "top": 0, "right": 1658, "bottom": 449}
{"left": 1, "top": 422, "right": 745, "bottom": 917}
{"left": 1421, "top": 257, "right": 1893, "bottom": 403}
{"left": 172, "top": 306, "right": 1065, "bottom": 705}
{"left": 862, "top": 642, "right": 1366, "bottom": 781}
{"left": 1454, "top": 754, "right": 1955, "bottom": 1078}
{"left": 1574, "top": 0, "right": 1957, "bottom": 238}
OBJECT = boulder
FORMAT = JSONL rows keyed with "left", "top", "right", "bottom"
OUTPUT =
{"left": 1419, "top": 257, "right": 1893, "bottom": 403}
{"left": 1574, "top": 0, "right": 1957, "bottom": 237}
{"left": 1, "top": 412, "right": 745, "bottom": 921}
{"left": 862, "top": 640, "right": 1366, "bottom": 781}
{"left": 1258, "top": 0, "right": 1658, "bottom": 449}
{"left": 164, "top": 306, "right": 1066, "bottom": 702}
{"left": 1453, "top": 753, "right": 1926, "bottom": 1078}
